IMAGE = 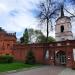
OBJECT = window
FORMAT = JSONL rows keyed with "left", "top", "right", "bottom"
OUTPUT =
{"left": 73, "top": 49, "right": 75, "bottom": 61}
{"left": 7, "top": 44, "right": 10, "bottom": 48}
{"left": 61, "top": 25, "right": 64, "bottom": 32}
{"left": 45, "top": 50, "right": 49, "bottom": 60}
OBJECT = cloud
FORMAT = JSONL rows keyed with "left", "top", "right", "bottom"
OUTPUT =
{"left": 0, "top": 3, "right": 7, "bottom": 14}
{"left": 9, "top": 10, "right": 19, "bottom": 17}
{"left": 0, "top": 0, "right": 39, "bottom": 38}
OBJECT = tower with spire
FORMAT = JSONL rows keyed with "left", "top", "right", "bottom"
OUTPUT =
{"left": 55, "top": 5, "right": 73, "bottom": 41}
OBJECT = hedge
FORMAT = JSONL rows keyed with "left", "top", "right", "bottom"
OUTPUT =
{"left": 0, "top": 54, "right": 14, "bottom": 63}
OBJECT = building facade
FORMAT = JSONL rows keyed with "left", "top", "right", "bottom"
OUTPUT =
{"left": 0, "top": 27, "right": 16, "bottom": 54}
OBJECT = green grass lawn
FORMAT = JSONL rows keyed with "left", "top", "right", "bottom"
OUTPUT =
{"left": 0, "top": 62, "right": 40, "bottom": 72}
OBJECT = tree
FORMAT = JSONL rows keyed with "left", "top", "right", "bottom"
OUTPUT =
{"left": 36, "top": 35, "right": 56, "bottom": 43}
{"left": 20, "top": 28, "right": 29, "bottom": 44}
{"left": 25, "top": 50, "right": 36, "bottom": 64}
{"left": 27, "top": 28, "right": 45, "bottom": 43}
{"left": 20, "top": 37, "right": 24, "bottom": 43}
{"left": 48, "top": 36, "right": 56, "bottom": 42}
{"left": 35, "top": 30, "right": 45, "bottom": 43}
{"left": 28, "top": 29, "right": 35, "bottom": 43}
{"left": 36, "top": 0, "right": 60, "bottom": 43}
{"left": 20, "top": 28, "right": 55, "bottom": 43}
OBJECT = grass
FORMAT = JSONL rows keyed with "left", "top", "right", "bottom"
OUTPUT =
{"left": 0, "top": 62, "right": 40, "bottom": 72}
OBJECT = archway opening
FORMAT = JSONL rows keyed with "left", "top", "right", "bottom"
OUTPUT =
{"left": 55, "top": 51, "right": 66, "bottom": 65}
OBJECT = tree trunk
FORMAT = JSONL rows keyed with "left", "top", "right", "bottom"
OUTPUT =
{"left": 46, "top": 17, "right": 49, "bottom": 43}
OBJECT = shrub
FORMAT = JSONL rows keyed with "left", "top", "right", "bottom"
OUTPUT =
{"left": 0, "top": 54, "right": 14, "bottom": 63}
{"left": 25, "top": 50, "right": 36, "bottom": 64}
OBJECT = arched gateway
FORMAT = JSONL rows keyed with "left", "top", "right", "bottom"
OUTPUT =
{"left": 55, "top": 51, "right": 66, "bottom": 65}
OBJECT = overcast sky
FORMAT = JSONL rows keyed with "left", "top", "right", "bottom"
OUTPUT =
{"left": 0, "top": 0, "right": 40, "bottom": 38}
{"left": 0, "top": 0, "right": 75, "bottom": 39}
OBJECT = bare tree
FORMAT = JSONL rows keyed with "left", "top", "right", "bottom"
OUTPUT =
{"left": 37, "top": 0, "right": 60, "bottom": 43}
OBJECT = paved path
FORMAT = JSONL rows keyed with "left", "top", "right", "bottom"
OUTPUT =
{"left": 1, "top": 66, "right": 75, "bottom": 75}
{"left": 58, "top": 68, "right": 75, "bottom": 75}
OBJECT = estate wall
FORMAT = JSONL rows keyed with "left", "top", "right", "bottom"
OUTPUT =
{"left": 0, "top": 40, "right": 75, "bottom": 68}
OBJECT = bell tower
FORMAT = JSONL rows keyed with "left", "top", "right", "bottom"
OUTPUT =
{"left": 55, "top": 5, "right": 73, "bottom": 41}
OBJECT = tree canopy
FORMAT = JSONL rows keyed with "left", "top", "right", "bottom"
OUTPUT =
{"left": 20, "top": 28, "right": 29, "bottom": 44}
{"left": 20, "top": 28, "right": 55, "bottom": 44}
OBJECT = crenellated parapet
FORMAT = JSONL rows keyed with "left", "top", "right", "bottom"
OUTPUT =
{"left": 6, "top": 32, "right": 16, "bottom": 38}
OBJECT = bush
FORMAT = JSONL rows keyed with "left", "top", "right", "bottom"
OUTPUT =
{"left": 25, "top": 50, "right": 36, "bottom": 64}
{"left": 0, "top": 54, "right": 14, "bottom": 63}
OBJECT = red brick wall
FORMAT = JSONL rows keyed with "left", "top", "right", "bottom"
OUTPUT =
{"left": 32, "top": 47, "right": 44, "bottom": 63}
{"left": 13, "top": 44, "right": 44, "bottom": 63}
{"left": 0, "top": 37, "right": 75, "bottom": 68}
{"left": 11, "top": 41, "right": 75, "bottom": 68}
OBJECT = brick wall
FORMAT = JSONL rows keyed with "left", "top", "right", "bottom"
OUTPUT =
{"left": 0, "top": 33, "right": 75, "bottom": 68}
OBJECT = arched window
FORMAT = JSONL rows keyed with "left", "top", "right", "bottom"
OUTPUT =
{"left": 61, "top": 25, "right": 64, "bottom": 32}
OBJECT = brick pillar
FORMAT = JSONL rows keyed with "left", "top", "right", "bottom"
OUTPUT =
{"left": 66, "top": 46, "right": 73, "bottom": 68}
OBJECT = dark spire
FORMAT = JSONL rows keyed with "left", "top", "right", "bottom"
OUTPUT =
{"left": 61, "top": 5, "right": 64, "bottom": 17}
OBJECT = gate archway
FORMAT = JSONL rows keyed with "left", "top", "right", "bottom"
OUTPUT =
{"left": 55, "top": 51, "right": 66, "bottom": 65}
